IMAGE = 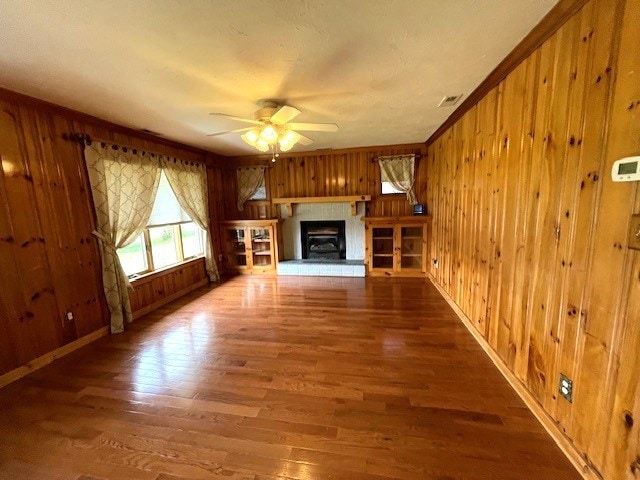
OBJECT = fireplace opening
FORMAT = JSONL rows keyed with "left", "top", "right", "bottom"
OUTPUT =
{"left": 300, "top": 220, "right": 346, "bottom": 260}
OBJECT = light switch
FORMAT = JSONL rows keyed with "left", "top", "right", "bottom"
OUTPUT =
{"left": 629, "top": 214, "right": 640, "bottom": 251}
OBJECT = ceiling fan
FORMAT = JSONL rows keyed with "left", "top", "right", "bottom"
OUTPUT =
{"left": 207, "top": 100, "right": 338, "bottom": 158}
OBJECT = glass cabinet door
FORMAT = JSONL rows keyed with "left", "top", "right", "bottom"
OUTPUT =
{"left": 399, "top": 225, "right": 423, "bottom": 270}
{"left": 371, "top": 226, "right": 395, "bottom": 269}
{"left": 224, "top": 227, "right": 247, "bottom": 268}
{"left": 250, "top": 227, "right": 272, "bottom": 268}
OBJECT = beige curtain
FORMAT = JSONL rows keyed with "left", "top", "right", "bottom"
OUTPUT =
{"left": 378, "top": 154, "right": 418, "bottom": 204}
{"left": 237, "top": 167, "right": 266, "bottom": 211}
{"left": 84, "top": 143, "right": 161, "bottom": 333}
{"left": 162, "top": 159, "right": 219, "bottom": 282}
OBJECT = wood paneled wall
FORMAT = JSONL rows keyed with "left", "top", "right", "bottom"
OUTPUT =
{"left": 218, "top": 144, "right": 427, "bottom": 220}
{"left": 129, "top": 258, "right": 208, "bottom": 318}
{"left": 0, "top": 89, "right": 222, "bottom": 377}
{"left": 426, "top": 1, "right": 639, "bottom": 479}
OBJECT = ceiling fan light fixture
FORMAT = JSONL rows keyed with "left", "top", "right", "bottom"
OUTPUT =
{"left": 279, "top": 130, "right": 301, "bottom": 152}
{"left": 259, "top": 124, "right": 278, "bottom": 144}
{"left": 241, "top": 129, "right": 260, "bottom": 147}
{"left": 208, "top": 104, "right": 336, "bottom": 158}
{"left": 255, "top": 138, "right": 270, "bottom": 152}
{"left": 247, "top": 129, "right": 260, "bottom": 143}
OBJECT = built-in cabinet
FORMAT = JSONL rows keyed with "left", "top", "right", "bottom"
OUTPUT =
{"left": 363, "top": 216, "right": 431, "bottom": 277}
{"left": 219, "top": 219, "right": 283, "bottom": 274}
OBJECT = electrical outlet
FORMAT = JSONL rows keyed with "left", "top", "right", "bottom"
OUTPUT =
{"left": 559, "top": 373, "right": 573, "bottom": 403}
{"left": 433, "top": 259, "right": 439, "bottom": 268}
{"left": 65, "top": 311, "right": 74, "bottom": 323}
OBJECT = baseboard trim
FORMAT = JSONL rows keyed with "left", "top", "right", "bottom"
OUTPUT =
{"left": 132, "top": 278, "right": 209, "bottom": 320}
{"left": 429, "top": 278, "right": 599, "bottom": 480}
{"left": 0, "top": 326, "right": 110, "bottom": 389}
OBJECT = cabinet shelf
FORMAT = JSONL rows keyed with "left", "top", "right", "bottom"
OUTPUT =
{"left": 363, "top": 217, "right": 430, "bottom": 277}
{"left": 219, "top": 219, "right": 282, "bottom": 274}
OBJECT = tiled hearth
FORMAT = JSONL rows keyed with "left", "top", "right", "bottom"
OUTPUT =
{"left": 277, "top": 259, "right": 366, "bottom": 277}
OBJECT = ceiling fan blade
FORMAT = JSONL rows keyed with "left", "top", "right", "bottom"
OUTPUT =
{"left": 206, "top": 127, "right": 254, "bottom": 137}
{"left": 270, "top": 105, "right": 301, "bottom": 125}
{"left": 209, "top": 113, "right": 262, "bottom": 125}
{"left": 297, "top": 134, "right": 314, "bottom": 146}
{"left": 288, "top": 122, "right": 339, "bottom": 132}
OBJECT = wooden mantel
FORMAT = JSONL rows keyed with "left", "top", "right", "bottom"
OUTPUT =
{"left": 272, "top": 195, "right": 372, "bottom": 217}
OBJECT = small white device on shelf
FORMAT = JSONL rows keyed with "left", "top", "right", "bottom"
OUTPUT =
{"left": 612, "top": 156, "right": 640, "bottom": 182}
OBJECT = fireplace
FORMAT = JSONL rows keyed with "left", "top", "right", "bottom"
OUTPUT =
{"left": 300, "top": 220, "right": 346, "bottom": 260}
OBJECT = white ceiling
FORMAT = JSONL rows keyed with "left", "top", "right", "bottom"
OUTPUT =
{"left": 0, "top": 0, "right": 557, "bottom": 156}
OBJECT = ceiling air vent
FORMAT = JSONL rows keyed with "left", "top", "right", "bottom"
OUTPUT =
{"left": 438, "top": 94, "right": 463, "bottom": 107}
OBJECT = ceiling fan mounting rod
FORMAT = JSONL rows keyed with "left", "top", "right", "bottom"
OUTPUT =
{"left": 254, "top": 102, "right": 279, "bottom": 121}
{"left": 257, "top": 99, "right": 279, "bottom": 109}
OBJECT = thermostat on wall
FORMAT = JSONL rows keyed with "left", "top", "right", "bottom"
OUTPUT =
{"left": 612, "top": 156, "right": 640, "bottom": 182}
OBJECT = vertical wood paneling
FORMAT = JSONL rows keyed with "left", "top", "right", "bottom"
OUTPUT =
{"left": 128, "top": 259, "right": 207, "bottom": 316}
{"left": 426, "top": 1, "right": 639, "bottom": 479}
{"left": 0, "top": 104, "right": 62, "bottom": 370}
{"left": 605, "top": 1, "right": 640, "bottom": 475}
{"left": 220, "top": 144, "right": 427, "bottom": 220}
{"left": 0, "top": 90, "right": 223, "bottom": 377}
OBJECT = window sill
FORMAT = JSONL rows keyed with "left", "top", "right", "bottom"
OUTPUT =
{"left": 129, "top": 256, "right": 205, "bottom": 287}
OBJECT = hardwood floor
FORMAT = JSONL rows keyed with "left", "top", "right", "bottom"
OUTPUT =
{"left": 0, "top": 276, "right": 581, "bottom": 480}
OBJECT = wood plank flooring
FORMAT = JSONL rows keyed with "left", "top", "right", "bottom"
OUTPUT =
{"left": 0, "top": 276, "right": 581, "bottom": 480}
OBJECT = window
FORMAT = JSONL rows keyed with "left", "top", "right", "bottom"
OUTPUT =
{"left": 118, "top": 234, "right": 148, "bottom": 276}
{"left": 379, "top": 155, "right": 416, "bottom": 198}
{"left": 250, "top": 175, "right": 267, "bottom": 200}
{"left": 381, "top": 181, "right": 404, "bottom": 195}
{"left": 181, "top": 222, "right": 204, "bottom": 258}
{"left": 148, "top": 225, "right": 180, "bottom": 269}
{"left": 116, "top": 172, "right": 204, "bottom": 277}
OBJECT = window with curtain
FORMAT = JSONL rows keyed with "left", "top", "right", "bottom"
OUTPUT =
{"left": 117, "top": 171, "right": 204, "bottom": 276}
{"left": 237, "top": 167, "right": 266, "bottom": 211}
{"left": 250, "top": 175, "right": 267, "bottom": 200}
{"left": 381, "top": 181, "right": 404, "bottom": 194}
{"left": 378, "top": 154, "right": 418, "bottom": 204}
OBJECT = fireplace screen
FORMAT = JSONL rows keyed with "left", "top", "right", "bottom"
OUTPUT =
{"left": 300, "top": 220, "right": 346, "bottom": 260}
